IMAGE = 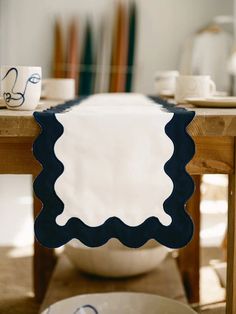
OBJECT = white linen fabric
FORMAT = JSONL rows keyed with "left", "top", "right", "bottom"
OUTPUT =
{"left": 54, "top": 93, "right": 174, "bottom": 227}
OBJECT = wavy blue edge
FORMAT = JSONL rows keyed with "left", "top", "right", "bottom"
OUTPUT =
{"left": 33, "top": 96, "right": 195, "bottom": 249}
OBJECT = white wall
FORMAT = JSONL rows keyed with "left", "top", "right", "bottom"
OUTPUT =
{"left": 0, "top": 175, "right": 33, "bottom": 246}
{"left": 0, "top": 0, "right": 233, "bottom": 94}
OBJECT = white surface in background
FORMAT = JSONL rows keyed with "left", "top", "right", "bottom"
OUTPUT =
{"left": 201, "top": 200, "right": 227, "bottom": 214}
{"left": 0, "top": 175, "right": 33, "bottom": 246}
{"left": 200, "top": 201, "right": 227, "bottom": 247}
{"left": 200, "top": 175, "right": 228, "bottom": 247}
{"left": 202, "top": 174, "right": 228, "bottom": 187}
{"left": 0, "top": 0, "right": 233, "bottom": 94}
{"left": 201, "top": 220, "right": 226, "bottom": 247}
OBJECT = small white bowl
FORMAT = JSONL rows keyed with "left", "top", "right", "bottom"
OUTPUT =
{"left": 41, "top": 292, "right": 196, "bottom": 314}
{"left": 65, "top": 239, "right": 168, "bottom": 278}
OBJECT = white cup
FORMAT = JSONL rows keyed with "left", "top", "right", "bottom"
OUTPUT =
{"left": 1, "top": 66, "right": 41, "bottom": 110}
{"left": 42, "top": 78, "right": 75, "bottom": 100}
{"left": 175, "top": 75, "right": 216, "bottom": 103}
{"left": 154, "top": 71, "right": 179, "bottom": 95}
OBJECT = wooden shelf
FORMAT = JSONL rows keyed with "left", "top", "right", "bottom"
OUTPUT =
{"left": 40, "top": 253, "right": 187, "bottom": 312}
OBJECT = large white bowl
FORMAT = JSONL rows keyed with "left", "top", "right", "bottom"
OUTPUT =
{"left": 64, "top": 239, "right": 168, "bottom": 278}
{"left": 41, "top": 292, "right": 196, "bottom": 314}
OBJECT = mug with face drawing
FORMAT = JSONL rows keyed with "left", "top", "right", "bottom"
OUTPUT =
{"left": 175, "top": 75, "right": 216, "bottom": 104}
{"left": 1, "top": 66, "right": 41, "bottom": 110}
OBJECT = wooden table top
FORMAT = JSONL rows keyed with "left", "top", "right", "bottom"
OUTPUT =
{"left": 0, "top": 100, "right": 236, "bottom": 137}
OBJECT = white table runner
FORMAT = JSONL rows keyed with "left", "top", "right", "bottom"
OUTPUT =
{"left": 33, "top": 94, "right": 195, "bottom": 249}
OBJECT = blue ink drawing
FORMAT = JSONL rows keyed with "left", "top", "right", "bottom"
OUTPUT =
{"left": 73, "top": 304, "right": 99, "bottom": 314}
{"left": 2, "top": 67, "right": 41, "bottom": 107}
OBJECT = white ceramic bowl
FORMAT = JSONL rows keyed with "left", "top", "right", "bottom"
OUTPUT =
{"left": 65, "top": 239, "right": 168, "bottom": 278}
{"left": 41, "top": 292, "right": 196, "bottom": 314}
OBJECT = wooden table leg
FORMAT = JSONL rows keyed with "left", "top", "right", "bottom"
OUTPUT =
{"left": 178, "top": 175, "right": 201, "bottom": 304}
{"left": 226, "top": 170, "right": 236, "bottom": 313}
{"left": 33, "top": 187, "right": 57, "bottom": 303}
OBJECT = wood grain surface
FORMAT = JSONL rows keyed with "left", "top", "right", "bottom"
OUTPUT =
{"left": 53, "top": 19, "right": 65, "bottom": 78}
{"left": 178, "top": 175, "right": 201, "bottom": 303}
{"left": 186, "top": 136, "right": 234, "bottom": 174}
{"left": 0, "top": 105, "right": 236, "bottom": 138}
{"left": 33, "top": 188, "right": 57, "bottom": 302}
{"left": 109, "top": 2, "right": 128, "bottom": 92}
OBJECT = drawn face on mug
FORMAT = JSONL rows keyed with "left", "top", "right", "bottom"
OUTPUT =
{"left": 1, "top": 66, "right": 41, "bottom": 110}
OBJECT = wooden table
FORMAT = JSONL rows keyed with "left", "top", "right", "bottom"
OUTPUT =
{"left": 0, "top": 102, "right": 236, "bottom": 313}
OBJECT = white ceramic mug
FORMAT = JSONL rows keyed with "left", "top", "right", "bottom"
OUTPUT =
{"left": 42, "top": 78, "right": 75, "bottom": 100}
{"left": 1, "top": 66, "right": 41, "bottom": 110}
{"left": 154, "top": 71, "right": 179, "bottom": 95}
{"left": 175, "top": 75, "right": 216, "bottom": 103}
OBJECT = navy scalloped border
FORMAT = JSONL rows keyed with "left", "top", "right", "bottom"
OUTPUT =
{"left": 33, "top": 96, "right": 195, "bottom": 249}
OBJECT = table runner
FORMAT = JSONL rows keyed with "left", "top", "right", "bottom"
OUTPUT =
{"left": 33, "top": 94, "right": 195, "bottom": 249}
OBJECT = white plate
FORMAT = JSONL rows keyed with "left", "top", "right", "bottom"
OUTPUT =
{"left": 186, "top": 97, "right": 236, "bottom": 108}
{"left": 41, "top": 292, "right": 196, "bottom": 314}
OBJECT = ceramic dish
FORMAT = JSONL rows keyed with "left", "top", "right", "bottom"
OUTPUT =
{"left": 185, "top": 97, "right": 236, "bottom": 108}
{"left": 159, "top": 89, "right": 175, "bottom": 99}
{"left": 41, "top": 292, "right": 197, "bottom": 314}
{"left": 65, "top": 239, "right": 168, "bottom": 278}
